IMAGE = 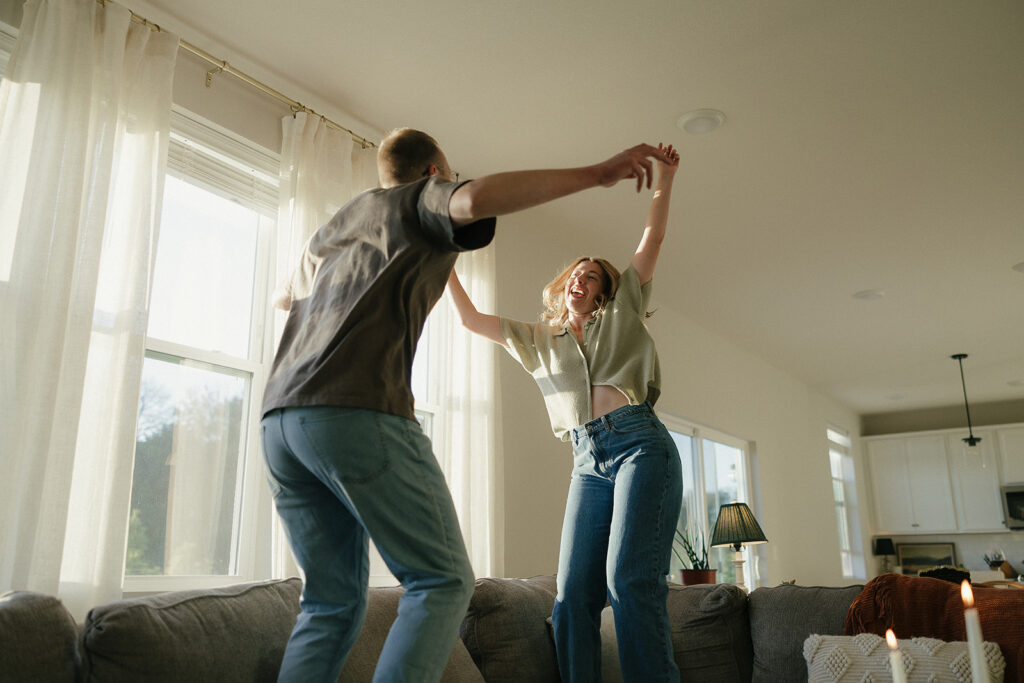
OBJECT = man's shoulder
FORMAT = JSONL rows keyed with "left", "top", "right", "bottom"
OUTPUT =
{"left": 329, "top": 180, "right": 427, "bottom": 222}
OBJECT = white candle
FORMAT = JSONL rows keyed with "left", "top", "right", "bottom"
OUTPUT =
{"left": 961, "top": 581, "right": 989, "bottom": 683}
{"left": 886, "top": 629, "right": 908, "bottom": 683}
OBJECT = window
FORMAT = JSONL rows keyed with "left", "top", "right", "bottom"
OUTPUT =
{"left": 125, "top": 107, "right": 279, "bottom": 591}
{"left": 0, "top": 20, "right": 15, "bottom": 73}
{"left": 827, "top": 425, "right": 864, "bottom": 579}
{"left": 662, "top": 416, "right": 760, "bottom": 588}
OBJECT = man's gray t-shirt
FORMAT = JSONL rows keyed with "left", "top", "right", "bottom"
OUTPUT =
{"left": 262, "top": 176, "right": 495, "bottom": 420}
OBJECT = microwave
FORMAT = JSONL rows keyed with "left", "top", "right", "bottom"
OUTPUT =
{"left": 1002, "top": 485, "right": 1024, "bottom": 530}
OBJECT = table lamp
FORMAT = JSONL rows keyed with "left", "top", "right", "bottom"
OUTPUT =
{"left": 873, "top": 537, "right": 896, "bottom": 573}
{"left": 710, "top": 502, "right": 768, "bottom": 592}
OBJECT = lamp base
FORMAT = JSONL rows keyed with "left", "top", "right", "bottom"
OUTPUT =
{"left": 731, "top": 550, "right": 748, "bottom": 592}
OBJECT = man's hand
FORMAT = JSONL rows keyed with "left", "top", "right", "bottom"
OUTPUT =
{"left": 593, "top": 143, "right": 673, "bottom": 192}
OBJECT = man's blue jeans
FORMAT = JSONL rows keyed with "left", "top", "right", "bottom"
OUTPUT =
{"left": 261, "top": 406, "right": 475, "bottom": 683}
{"left": 552, "top": 403, "right": 683, "bottom": 683}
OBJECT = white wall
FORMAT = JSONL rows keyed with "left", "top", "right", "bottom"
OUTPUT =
{"left": 492, "top": 213, "right": 865, "bottom": 587}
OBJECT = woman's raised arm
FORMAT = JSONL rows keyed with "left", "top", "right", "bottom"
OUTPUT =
{"left": 631, "top": 143, "right": 680, "bottom": 285}
{"left": 446, "top": 269, "right": 507, "bottom": 346}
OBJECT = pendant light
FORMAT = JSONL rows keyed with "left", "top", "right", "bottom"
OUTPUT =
{"left": 951, "top": 353, "right": 981, "bottom": 447}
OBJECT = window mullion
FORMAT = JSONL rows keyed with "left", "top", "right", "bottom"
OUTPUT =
{"left": 146, "top": 338, "right": 261, "bottom": 375}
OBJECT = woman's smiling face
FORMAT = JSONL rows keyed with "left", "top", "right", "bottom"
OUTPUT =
{"left": 564, "top": 260, "right": 606, "bottom": 316}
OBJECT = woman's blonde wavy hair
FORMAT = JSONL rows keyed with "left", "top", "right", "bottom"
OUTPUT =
{"left": 541, "top": 257, "right": 621, "bottom": 327}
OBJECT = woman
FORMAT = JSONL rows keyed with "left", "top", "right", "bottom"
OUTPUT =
{"left": 446, "top": 144, "right": 682, "bottom": 682}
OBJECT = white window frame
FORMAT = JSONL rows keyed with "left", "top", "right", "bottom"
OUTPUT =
{"left": 660, "top": 413, "right": 762, "bottom": 589}
{"left": 123, "top": 106, "right": 280, "bottom": 594}
{"left": 827, "top": 424, "right": 865, "bottom": 579}
{"left": 0, "top": 20, "right": 16, "bottom": 73}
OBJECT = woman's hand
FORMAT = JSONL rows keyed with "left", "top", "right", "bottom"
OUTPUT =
{"left": 656, "top": 143, "right": 680, "bottom": 182}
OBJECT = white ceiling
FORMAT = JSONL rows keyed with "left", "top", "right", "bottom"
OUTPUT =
{"left": 133, "top": 0, "right": 1024, "bottom": 416}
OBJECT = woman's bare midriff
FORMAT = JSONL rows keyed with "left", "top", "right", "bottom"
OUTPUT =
{"left": 592, "top": 384, "right": 629, "bottom": 420}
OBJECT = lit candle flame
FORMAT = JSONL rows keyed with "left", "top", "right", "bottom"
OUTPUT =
{"left": 961, "top": 580, "right": 975, "bottom": 607}
{"left": 886, "top": 629, "right": 898, "bottom": 649}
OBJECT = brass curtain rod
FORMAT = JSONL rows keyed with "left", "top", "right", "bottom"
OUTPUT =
{"left": 98, "top": 0, "right": 376, "bottom": 148}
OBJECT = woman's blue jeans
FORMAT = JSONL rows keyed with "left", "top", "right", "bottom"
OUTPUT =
{"left": 261, "top": 406, "right": 474, "bottom": 683}
{"left": 552, "top": 403, "right": 683, "bottom": 683}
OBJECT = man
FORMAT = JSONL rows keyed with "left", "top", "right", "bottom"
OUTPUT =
{"left": 261, "top": 128, "right": 670, "bottom": 682}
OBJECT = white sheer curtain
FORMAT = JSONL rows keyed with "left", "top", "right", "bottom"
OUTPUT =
{"left": 435, "top": 249, "right": 503, "bottom": 577}
{"left": 0, "top": 0, "right": 178, "bottom": 618}
{"left": 271, "top": 112, "right": 377, "bottom": 577}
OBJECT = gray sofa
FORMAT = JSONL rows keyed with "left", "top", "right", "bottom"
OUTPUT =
{"left": 0, "top": 575, "right": 863, "bottom": 682}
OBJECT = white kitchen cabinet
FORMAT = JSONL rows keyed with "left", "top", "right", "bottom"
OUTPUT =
{"left": 946, "top": 432, "right": 1005, "bottom": 531}
{"left": 867, "top": 438, "right": 914, "bottom": 532}
{"left": 867, "top": 435, "right": 956, "bottom": 533}
{"left": 997, "top": 426, "right": 1024, "bottom": 484}
{"left": 866, "top": 425, "right": 1022, "bottom": 535}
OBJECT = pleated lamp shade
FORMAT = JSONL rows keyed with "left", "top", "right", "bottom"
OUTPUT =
{"left": 710, "top": 502, "right": 768, "bottom": 551}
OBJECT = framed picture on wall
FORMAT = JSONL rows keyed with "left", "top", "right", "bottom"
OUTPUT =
{"left": 896, "top": 542, "right": 956, "bottom": 575}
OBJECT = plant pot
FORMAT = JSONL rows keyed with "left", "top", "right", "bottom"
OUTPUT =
{"left": 680, "top": 569, "right": 717, "bottom": 585}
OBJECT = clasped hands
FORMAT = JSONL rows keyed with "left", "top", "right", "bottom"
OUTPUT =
{"left": 598, "top": 142, "right": 680, "bottom": 192}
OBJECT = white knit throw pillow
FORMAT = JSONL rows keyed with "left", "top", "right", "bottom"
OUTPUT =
{"left": 803, "top": 632, "right": 1006, "bottom": 682}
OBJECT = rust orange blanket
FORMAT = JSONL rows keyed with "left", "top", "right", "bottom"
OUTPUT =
{"left": 844, "top": 574, "right": 1024, "bottom": 682}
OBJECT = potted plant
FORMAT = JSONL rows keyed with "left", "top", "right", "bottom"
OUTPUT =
{"left": 672, "top": 528, "right": 716, "bottom": 585}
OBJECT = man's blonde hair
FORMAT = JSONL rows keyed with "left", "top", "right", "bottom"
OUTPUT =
{"left": 377, "top": 128, "right": 444, "bottom": 187}
{"left": 541, "top": 257, "right": 621, "bottom": 327}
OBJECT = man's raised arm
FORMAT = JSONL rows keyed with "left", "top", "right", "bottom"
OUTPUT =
{"left": 448, "top": 143, "right": 671, "bottom": 227}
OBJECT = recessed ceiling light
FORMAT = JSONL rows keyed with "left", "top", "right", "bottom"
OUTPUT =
{"left": 1012, "top": 261, "right": 1024, "bottom": 273}
{"left": 853, "top": 289, "right": 886, "bottom": 300}
{"left": 676, "top": 109, "right": 726, "bottom": 135}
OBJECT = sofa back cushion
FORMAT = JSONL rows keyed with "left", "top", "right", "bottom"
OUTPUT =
{"left": 80, "top": 578, "right": 301, "bottom": 682}
{"left": 600, "top": 582, "right": 751, "bottom": 682}
{"left": 0, "top": 591, "right": 79, "bottom": 682}
{"left": 748, "top": 583, "right": 863, "bottom": 682}
{"left": 339, "top": 584, "right": 483, "bottom": 682}
{"left": 460, "top": 575, "right": 560, "bottom": 683}
{"left": 668, "top": 582, "right": 753, "bottom": 682}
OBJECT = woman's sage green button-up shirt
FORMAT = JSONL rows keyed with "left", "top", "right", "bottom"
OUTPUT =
{"left": 500, "top": 265, "right": 661, "bottom": 441}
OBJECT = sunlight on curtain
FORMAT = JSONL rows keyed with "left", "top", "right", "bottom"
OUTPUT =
{"left": 0, "top": 0, "right": 177, "bottom": 618}
{"left": 162, "top": 361, "right": 247, "bottom": 575}
{"left": 270, "top": 112, "right": 377, "bottom": 578}
{"left": 434, "top": 249, "right": 503, "bottom": 577}
{"left": 0, "top": 79, "right": 36, "bottom": 282}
